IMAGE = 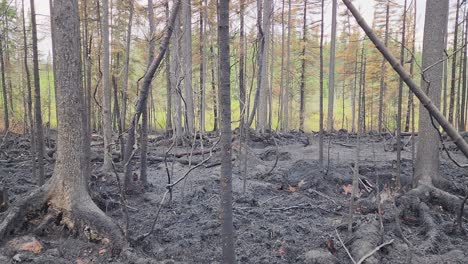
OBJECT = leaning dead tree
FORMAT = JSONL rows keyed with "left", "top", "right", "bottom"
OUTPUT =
{"left": 342, "top": 0, "right": 468, "bottom": 158}
{"left": 0, "top": 0, "right": 124, "bottom": 249}
{"left": 123, "top": 0, "right": 182, "bottom": 194}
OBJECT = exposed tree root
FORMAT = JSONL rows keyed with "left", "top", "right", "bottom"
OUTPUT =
{"left": 348, "top": 218, "right": 383, "bottom": 264}
{"left": 0, "top": 185, "right": 124, "bottom": 254}
{"left": 397, "top": 184, "right": 468, "bottom": 253}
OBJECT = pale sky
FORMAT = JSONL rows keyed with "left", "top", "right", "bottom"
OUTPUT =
{"left": 28, "top": 0, "right": 429, "bottom": 59}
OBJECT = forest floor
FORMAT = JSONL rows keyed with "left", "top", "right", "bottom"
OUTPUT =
{"left": 0, "top": 130, "right": 468, "bottom": 263}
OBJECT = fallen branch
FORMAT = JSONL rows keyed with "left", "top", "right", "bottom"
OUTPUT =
{"left": 335, "top": 228, "right": 356, "bottom": 264}
{"left": 356, "top": 239, "right": 394, "bottom": 264}
{"left": 265, "top": 135, "right": 279, "bottom": 175}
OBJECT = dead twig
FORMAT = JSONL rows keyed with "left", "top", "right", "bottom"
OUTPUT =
{"left": 335, "top": 228, "right": 356, "bottom": 264}
{"left": 134, "top": 138, "right": 221, "bottom": 242}
{"left": 309, "top": 189, "right": 337, "bottom": 205}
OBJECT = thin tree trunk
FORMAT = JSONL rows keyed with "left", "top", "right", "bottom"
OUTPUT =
{"left": 299, "top": 0, "right": 307, "bottom": 131}
{"left": 209, "top": 40, "right": 218, "bottom": 132}
{"left": 218, "top": 0, "right": 235, "bottom": 261}
{"left": 319, "top": 0, "right": 324, "bottom": 168}
{"left": 0, "top": 36, "right": 8, "bottom": 132}
{"left": 460, "top": 12, "right": 468, "bottom": 131}
{"left": 405, "top": 1, "right": 417, "bottom": 132}
{"left": 282, "top": 0, "right": 291, "bottom": 132}
{"left": 30, "top": 0, "right": 45, "bottom": 186}
{"left": 278, "top": 0, "right": 285, "bottom": 130}
{"left": 239, "top": 0, "right": 246, "bottom": 126}
{"left": 141, "top": 0, "right": 154, "bottom": 187}
{"left": 165, "top": 0, "right": 173, "bottom": 135}
{"left": 378, "top": 1, "right": 390, "bottom": 132}
{"left": 21, "top": 0, "right": 36, "bottom": 181}
{"left": 199, "top": 0, "right": 206, "bottom": 134}
{"left": 396, "top": 0, "right": 407, "bottom": 188}
{"left": 121, "top": 0, "right": 134, "bottom": 137}
{"left": 182, "top": 0, "right": 194, "bottom": 134}
{"left": 449, "top": 0, "right": 461, "bottom": 125}
{"left": 327, "top": 0, "right": 337, "bottom": 132}
{"left": 101, "top": 0, "right": 113, "bottom": 173}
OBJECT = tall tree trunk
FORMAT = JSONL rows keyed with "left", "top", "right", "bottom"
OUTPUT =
{"left": 199, "top": 0, "right": 206, "bottom": 134}
{"left": 278, "top": 0, "right": 285, "bottom": 130}
{"left": 299, "top": 0, "right": 307, "bottom": 131}
{"left": 0, "top": 36, "right": 8, "bottom": 132}
{"left": 30, "top": 0, "right": 45, "bottom": 186}
{"left": 47, "top": 0, "right": 123, "bottom": 245}
{"left": 282, "top": 0, "right": 291, "bottom": 132}
{"left": 257, "top": 0, "right": 271, "bottom": 132}
{"left": 449, "top": 0, "right": 461, "bottom": 125}
{"left": 327, "top": 0, "right": 337, "bottom": 132}
{"left": 319, "top": 0, "right": 324, "bottom": 168}
{"left": 405, "top": 1, "right": 417, "bottom": 132}
{"left": 122, "top": 0, "right": 134, "bottom": 137}
{"left": 141, "top": 0, "right": 154, "bottom": 187}
{"left": 396, "top": 0, "right": 407, "bottom": 188}
{"left": 378, "top": 1, "right": 390, "bottom": 132}
{"left": 218, "top": 0, "right": 235, "bottom": 261}
{"left": 101, "top": 0, "right": 113, "bottom": 173}
{"left": 239, "top": 0, "right": 246, "bottom": 126}
{"left": 21, "top": 0, "right": 36, "bottom": 181}
{"left": 209, "top": 38, "right": 218, "bottom": 132}
{"left": 351, "top": 49, "right": 358, "bottom": 133}
{"left": 171, "top": 4, "right": 183, "bottom": 139}
{"left": 414, "top": 0, "right": 449, "bottom": 186}
{"left": 182, "top": 0, "right": 194, "bottom": 135}
{"left": 460, "top": 12, "right": 468, "bottom": 131}
{"left": 165, "top": 0, "right": 173, "bottom": 135}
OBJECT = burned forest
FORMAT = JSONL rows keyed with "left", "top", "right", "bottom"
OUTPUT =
{"left": 1, "top": 0, "right": 468, "bottom": 263}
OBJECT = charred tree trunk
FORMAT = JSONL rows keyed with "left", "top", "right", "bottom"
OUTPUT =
{"left": 396, "top": 0, "right": 407, "bottom": 188}
{"left": 319, "top": 0, "right": 324, "bottom": 168}
{"left": 378, "top": 1, "right": 390, "bottom": 132}
{"left": 30, "top": 0, "right": 45, "bottom": 186}
{"left": 218, "top": 0, "right": 235, "bottom": 261}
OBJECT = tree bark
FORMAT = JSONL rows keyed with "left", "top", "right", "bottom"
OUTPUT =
{"left": 218, "top": 0, "right": 235, "bottom": 261}
{"left": 30, "top": 0, "right": 45, "bottom": 186}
